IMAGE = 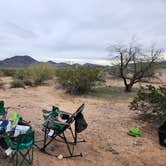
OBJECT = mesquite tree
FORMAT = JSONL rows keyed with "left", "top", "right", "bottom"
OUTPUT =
{"left": 109, "top": 42, "right": 163, "bottom": 92}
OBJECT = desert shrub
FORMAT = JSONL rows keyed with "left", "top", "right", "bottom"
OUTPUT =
{"left": 55, "top": 66, "right": 103, "bottom": 94}
{"left": 14, "top": 69, "right": 33, "bottom": 86}
{"left": 0, "top": 79, "right": 4, "bottom": 89}
{"left": 14, "top": 69, "right": 28, "bottom": 80}
{"left": 10, "top": 79, "right": 25, "bottom": 88}
{"left": 130, "top": 85, "right": 166, "bottom": 122}
{"left": 0, "top": 69, "right": 18, "bottom": 77}
{"left": 26, "top": 63, "right": 55, "bottom": 85}
{"left": 0, "top": 71, "right": 3, "bottom": 77}
{"left": 12, "top": 64, "right": 55, "bottom": 86}
{"left": 23, "top": 79, "right": 33, "bottom": 86}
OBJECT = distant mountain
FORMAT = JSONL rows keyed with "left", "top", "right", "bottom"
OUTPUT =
{"left": 83, "top": 63, "right": 105, "bottom": 68}
{"left": 0, "top": 55, "right": 107, "bottom": 68}
{"left": 157, "top": 61, "right": 166, "bottom": 67}
{"left": 0, "top": 55, "right": 38, "bottom": 68}
{"left": 47, "top": 61, "right": 71, "bottom": 68}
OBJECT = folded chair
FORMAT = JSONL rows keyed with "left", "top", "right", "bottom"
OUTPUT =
{"left": 5, "top": 129, "right": 35, "bottom": 166}
{"left": 0, "top": 100, "right": 8, "bottom": 120}
{"left": 41, "top": 103, "right": 88, "bottom": 158}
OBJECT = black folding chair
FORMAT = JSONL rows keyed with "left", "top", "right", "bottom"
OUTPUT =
{"left": 40, "top": 103, "right": 87, "bottom": 158}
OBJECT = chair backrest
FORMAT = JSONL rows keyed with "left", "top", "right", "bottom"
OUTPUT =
{"left": 66, "top": 103, "right": 85, "bottom": 124}
{"left": 0, "top": 108, "right": 6, "bottom": 116}
{"left": 44, "top": 104, "right": 85, "bottom": 133}
{"left": 17, "top": 129, "right": 35, "bottom": 145}
{"left": 0, "top": 101, "right": 4, "bottom": 108}
{"left": 5, "top": 129, "right": 35, "bottom": 150}
{"left": 0, "top": 101, "right": 7, "bottom": 117}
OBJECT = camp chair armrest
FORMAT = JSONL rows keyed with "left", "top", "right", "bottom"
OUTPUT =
{"left": 57, "top": 110, "right": 72, "bottom": 116}
{"left": 51, "top": 119, "right": 69, "bottom": 126}
{"left": 42, "top": 109, "right": 51, "bottom": 114}
{"left": 44, "top": 118, "right": 69, "bottom": 126}
{"left": 54, "top": 120, "right": 69, "bottom": 126}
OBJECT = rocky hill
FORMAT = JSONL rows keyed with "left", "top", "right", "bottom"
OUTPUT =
{"left": 0, "top": 55, "right": 38, "bottom": 68}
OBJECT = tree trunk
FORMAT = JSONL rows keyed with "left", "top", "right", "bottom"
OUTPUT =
{"left": 125, "top": 84, "right": 133, "bottom": 92}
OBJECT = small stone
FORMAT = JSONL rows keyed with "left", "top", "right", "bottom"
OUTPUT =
{"left": 57, "top": 154, "right": 63, "bottom": 160}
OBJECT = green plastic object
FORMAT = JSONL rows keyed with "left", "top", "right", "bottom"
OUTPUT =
{"left": 128, "top": 128, "right": 141, "bottom": 137}
{"left": 11, "top": 113, "right": 20, "bottom": 125}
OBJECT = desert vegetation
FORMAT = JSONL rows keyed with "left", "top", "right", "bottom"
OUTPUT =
{"left": 6, "top": 63, "right": 56, "bottom": 87}
{"left": 0, "top": 60, "right": 165, "bottom": 124}
{"left": 55, "top": 66, "right": 104, "bottom": 94}
{"left": 130, "top": 85, "right": 166, "bottom": 123}
{"left": 0, "top": 55, "right": 166, "bottom": 166}
{"left": 109, "top": 42, "right": 163, "bottom": 92}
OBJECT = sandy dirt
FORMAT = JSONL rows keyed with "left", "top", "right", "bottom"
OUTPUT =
{"left": 0, "top": 74, "right": 166, "bottom": 166}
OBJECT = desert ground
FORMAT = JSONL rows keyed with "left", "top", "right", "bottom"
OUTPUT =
{"left": 0, "top": 70, "right": 166, "bottom": 166}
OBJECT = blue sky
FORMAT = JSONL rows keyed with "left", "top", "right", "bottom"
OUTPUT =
{"left": 0, "top": 0, "right": 165, "bottom": 65}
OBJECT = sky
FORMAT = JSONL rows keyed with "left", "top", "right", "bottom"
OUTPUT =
{"left": 0, "top": 0, "right": 165, "bottom": 65}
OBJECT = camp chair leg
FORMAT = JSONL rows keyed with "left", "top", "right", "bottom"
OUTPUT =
{"left": 62, "top": 132, "right": 73, "bottom": 156}
{"left": 42, "top": 126, "right": 48, "bottom": 151}
{"left": 41, "top": 127, "right": 56, "bottom": 151}
{"left": 63, "top": 153, "right": 83, "bottom": 158}
{"left": 42, "top": 136, "right": 56, "bottom": 151}
{"left": 34, "top": 139, "right": 46, "bottom": 149}
{"left": 10, "top": 147, "right": 33, "bottom": 166}
{"left": 10, "top": 151, "right": 17, "bottom": 166}
{"left": 69, "top": 127, "right": 86, "bottom": 144}
{"left": 31, "top": 146, "right": 33, "bottom": 164}
{"left": 12, "top": 151, "right": 18, "bottom": 166}
{"left": 69, "top": 127, "right": 76, "bottom": 144}
{"left": 62, "top": 132, "right": 82, "bottom": 158}
{"left": 41, "top": 128, "right": 83, "bottom": 158}
{"left": 0, "top": 146, "right": 7, "bottom": 159}
{"left": 16, "top": 151, "right": 18, "bottom": 166}
{"left": 19, "top": 148, "right": 33, "bottom": 166}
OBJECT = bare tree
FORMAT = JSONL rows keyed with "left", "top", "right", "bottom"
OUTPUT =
{"left": 109, "top": 41, "right": 163, "bottom": 92}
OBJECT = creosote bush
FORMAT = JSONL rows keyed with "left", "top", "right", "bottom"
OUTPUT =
{"left": 11, "top": 79, "right": 25, "bottom": 88}
{"left": 13, "top": 64, "right": 55, "bottom": 86}
{"left": 27, "top": 63, "right": 55, "bottom": 85}
{"left": 55, "top": 66, "right": 103, "bottom": 94}
{"left": 0, "top": 69, "right": 18, "bottom": 77}
{"left": 14, "top": 69, "right": 32, "bottom": 86}
{"left": 130, "top": 85, "right": 166, "bottom": 122}
{"left": 0, "top": 79, "right": 4, "bottom": 89}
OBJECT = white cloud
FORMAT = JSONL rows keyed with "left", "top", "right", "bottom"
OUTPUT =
{"left": 0, "top": 0, "right": 165, "bottom": 64}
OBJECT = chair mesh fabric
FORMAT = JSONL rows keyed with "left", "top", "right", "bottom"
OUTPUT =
{"left": 5, "top": 129, "right": 34, "bottom": 150}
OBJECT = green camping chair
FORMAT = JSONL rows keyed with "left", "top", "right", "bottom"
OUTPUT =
{"left": 0, "top": 100, "right": 8, "bottom": 120}
{"left": 40, "top": 103, "right": 87, "bottom": 158}
{"left": 5, "top": 129, "right": 35, "bottom": 166}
